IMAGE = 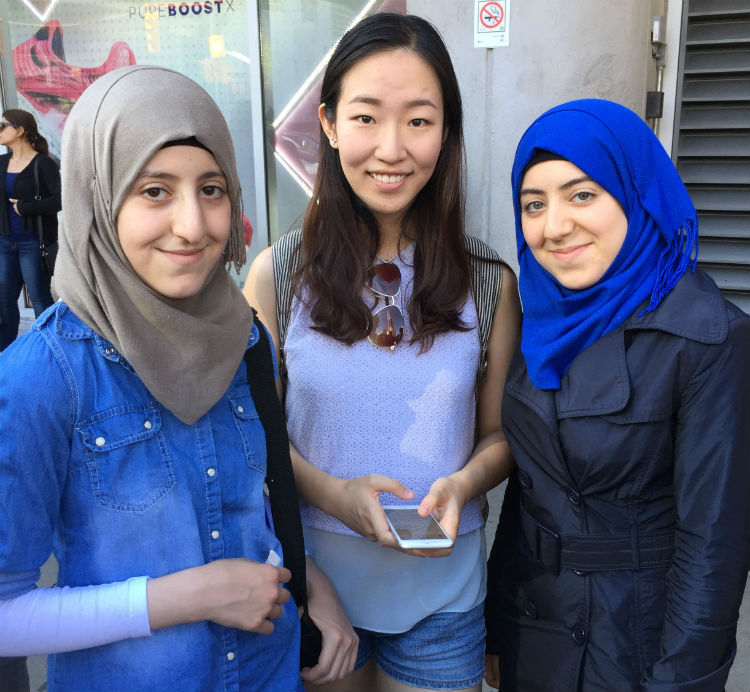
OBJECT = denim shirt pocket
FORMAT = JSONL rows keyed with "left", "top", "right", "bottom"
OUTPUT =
{"left": 229, "top": 393, "right": 268, "bottom": 475}
{"left": 79, "top": 404, "right": 176, "bottom": 513}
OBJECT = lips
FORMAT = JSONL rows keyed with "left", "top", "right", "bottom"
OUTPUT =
{"left": 159, "top": 248, "right": 207, "bottom": 264}
{"left": 370, "top": 172, "right": 408, "bottom": 184}
{"left": 551, "top": 244, "right": 588, "bottom": 261}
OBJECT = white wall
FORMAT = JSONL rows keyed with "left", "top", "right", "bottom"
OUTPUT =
{"left": 408, "top": 0, "right": 659, "bottom": 271}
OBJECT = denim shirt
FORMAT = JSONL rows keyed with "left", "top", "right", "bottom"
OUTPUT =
{"left": 0, "top": 303, "right": 302, "bottom": 692}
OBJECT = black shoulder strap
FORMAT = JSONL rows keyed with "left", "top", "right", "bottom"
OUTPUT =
{"left": 243, "top": 315, "right": 323, "bottom": 668}
{"left": 33, "top": 157, "right": 44, "bottom": 245}
{"left": 243, "top": 314, "right": 307, "bottom": 606}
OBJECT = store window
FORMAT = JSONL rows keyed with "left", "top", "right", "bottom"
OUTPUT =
{"left": 0, "top": 0, "right": 262, "bottom": 284}
{"left": 0, "top": 0, "right": 407, "bottom": 276}
{"left": 258, "top": 0, "right": 404, "bottom": 242}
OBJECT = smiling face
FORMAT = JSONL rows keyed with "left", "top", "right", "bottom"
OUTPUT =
{"left": 519, "top": 159, "right": 629, "bottom": 290}
{"left": 116, "top": 145, "right": 231, "bottom": 300}
{"left": 319, "top": 49, "right": 445, "bottom": 235}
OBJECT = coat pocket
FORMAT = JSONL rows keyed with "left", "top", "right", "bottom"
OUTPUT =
{"left": 79, "top": 404, "right": 176, "bottom": 512}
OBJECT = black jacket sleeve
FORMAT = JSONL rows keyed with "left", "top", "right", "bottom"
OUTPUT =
{"left": 15, "top": 155, "right": 61, "bottom": 218}
{"left": 643, "top": 306, "right": 750, "bottom": 692}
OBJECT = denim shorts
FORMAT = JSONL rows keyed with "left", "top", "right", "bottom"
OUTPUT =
{"left": 354, "top": 603, "right": 486, "bottom": 690}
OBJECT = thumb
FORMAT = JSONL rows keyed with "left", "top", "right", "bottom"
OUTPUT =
{"left": 417, "top": 493, "right": 437, "bottom": 517}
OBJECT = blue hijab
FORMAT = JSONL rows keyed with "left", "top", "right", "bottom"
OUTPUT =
{"left": 512, "top": 99, "right": 698, "bottom": 390}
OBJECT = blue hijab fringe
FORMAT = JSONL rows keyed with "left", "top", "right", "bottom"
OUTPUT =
{"left": 643, "top": 218, "right": 698, "bottom": 315}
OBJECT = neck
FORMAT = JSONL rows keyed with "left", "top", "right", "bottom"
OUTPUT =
{"left": 9, "top": 142, "right": 36, "bottom": 161}
{"left": 377, "top": 218, "right": 412, "bottom": 261}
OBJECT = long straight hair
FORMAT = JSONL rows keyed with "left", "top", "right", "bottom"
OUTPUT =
{"left": 296, "top": 12, "right": 471, "bottom": 350}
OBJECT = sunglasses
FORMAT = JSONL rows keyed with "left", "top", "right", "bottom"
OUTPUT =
{"left": 0, "top": 121, "right": 18, "bottom": 131}
{"left": 366, "top": 262, "right": 404, "bottom": 350}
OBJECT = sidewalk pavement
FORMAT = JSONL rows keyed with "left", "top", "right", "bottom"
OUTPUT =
{"left": 15, "top": 303, "right": 749, "bottom": 692}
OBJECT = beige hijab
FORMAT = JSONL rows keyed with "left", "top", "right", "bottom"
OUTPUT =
{"left": 54, "top": 65, "right": 252, "bottom": 425}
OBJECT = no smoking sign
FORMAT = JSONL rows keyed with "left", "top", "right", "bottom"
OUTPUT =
{"left": 474, "top": 0, "right": 509, "bottom": 47}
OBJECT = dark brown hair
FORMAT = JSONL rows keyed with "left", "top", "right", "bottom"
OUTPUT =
{"left": 296, "top": 12, "right": 471, "bottom": 350}
{"left": 2, "top": 109, "right": 49, "bottom": 156}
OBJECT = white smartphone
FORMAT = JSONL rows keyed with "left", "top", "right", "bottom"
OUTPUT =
{"left": 383, "top": 505, "right": 454, "bottom": 549}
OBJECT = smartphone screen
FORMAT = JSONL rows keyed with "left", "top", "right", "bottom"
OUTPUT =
{"left": 383, "top": 505, "right": 453, "bottom": 548}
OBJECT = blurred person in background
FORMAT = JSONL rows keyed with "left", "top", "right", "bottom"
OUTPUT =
{"left": 0, "top": 108, "right": 60, "bottom": 351}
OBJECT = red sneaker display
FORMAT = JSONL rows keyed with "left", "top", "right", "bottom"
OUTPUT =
{"left": 12, "top": 20, "right": 136, "bottom": 124}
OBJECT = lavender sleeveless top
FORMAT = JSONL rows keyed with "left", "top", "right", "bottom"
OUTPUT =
{"left": 284, "top": 245, "right": 486, "bottom": 631}
{"left": 285, "top": 243, "right": 483, "bottom": 536}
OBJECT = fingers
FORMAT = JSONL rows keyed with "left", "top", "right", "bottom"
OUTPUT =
{"left": 300, "top": 620, "right": 359, "bottom": 684}
{"left": 484, "top": 653, "right": 500, "bottom": 689}
{"left": 371, "top": 474, "right": 415, "bottom": 501}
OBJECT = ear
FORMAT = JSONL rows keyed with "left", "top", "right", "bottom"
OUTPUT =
{"left": 318, "top": 103, "right": 337, "bottom": 147}
{"left": 15, "top": 126, "right": 25, "bottom": 140}
{"left": 442, "top": 126, "right": 449, "bottom": 146}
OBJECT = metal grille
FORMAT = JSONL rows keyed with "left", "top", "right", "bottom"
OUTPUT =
{"left": 673, "top": 0, "right": 750, "bottom": 313}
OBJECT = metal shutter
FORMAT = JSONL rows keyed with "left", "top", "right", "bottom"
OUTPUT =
{"left": 672, "top": 0, "right": 750, "bottom": 313}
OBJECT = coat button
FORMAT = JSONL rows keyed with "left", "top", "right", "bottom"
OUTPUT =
{"left": 567, "top": 488, "right": 581, "bottom": 506}
{"left": 519, "top": 470, "right": 532, "bottom": 489}
{"left": 571, "top": 623, "right": 586, "bottom": 645}
{"left": 523, "top": 599, "right": 537, "bottom": 619}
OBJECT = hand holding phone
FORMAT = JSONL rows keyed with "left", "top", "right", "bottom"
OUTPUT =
{"left": 383, "top": 505, "right": 454, "bottom": 549}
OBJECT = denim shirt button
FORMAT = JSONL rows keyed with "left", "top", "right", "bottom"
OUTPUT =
{"left": 226, "top": 652, "right": 235, "bottom": 661}
{"left": 211, "top": 530, "right": 220, "bottom": 539}
{"left": 105, "top": 347, "right": 115, "bottom": 356}
{"left": 207, "top": 468, "right": 216, "bottom": 477}
{"left": 237, "top": 405, "right": 244, "bottom": 414}
{"left": 95, "top": 436, "right": 106, "bottom": 447}
{"left": 143, "top": 420, "right": 152, "bottom": 430}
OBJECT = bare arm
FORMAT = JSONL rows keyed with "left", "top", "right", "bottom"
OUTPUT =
{"left": 146, "top": 560, "right": 291, "bottom": 634}
{"left": 302, "top": 557, "right": 358, "bottom": 683}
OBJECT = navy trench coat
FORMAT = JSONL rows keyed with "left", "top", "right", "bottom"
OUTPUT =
{"left": 486, "top": 268, "right": 749, "bottom": 692}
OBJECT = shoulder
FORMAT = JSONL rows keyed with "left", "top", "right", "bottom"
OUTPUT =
{"left": 37, "top": 154, "right": 59, "bottom": 172}
{"left": 272, "top": 227, "right": 303, "bottom": 268}
{"left": 631, "top": 268, "right": 738, "bottom": 347}
{"left": 248, "top": 245, "right": 275, "bottom": 284}
{"left": 0, "top": 305, "right": 76, "bottom": 401}
{"left": 464, "top": 234, "right": 500, "bottom": 262}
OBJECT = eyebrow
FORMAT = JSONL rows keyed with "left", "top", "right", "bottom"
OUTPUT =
{"left": 519, "top": 176, "right": 594, "bottom": 196}
{"left": 346, "top": 95, "right": 439, "bottom": 109}
{"left": 135, "top": 169, "right": 225, "bottom": 182}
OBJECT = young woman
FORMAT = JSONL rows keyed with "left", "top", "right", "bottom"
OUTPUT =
{"left": 244, "top": 13, "right": 520, "bottom": 692}
{"left": 0, "top": 108, "right": 60, "bottom": 350}
{"left": 0, "top": 65, "right": 357, "bottom": 692}
{"left": 484, "top": 99, "right": 749, "bottom": 692}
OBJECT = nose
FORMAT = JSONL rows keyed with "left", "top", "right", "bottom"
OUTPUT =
{"left": 374, "top": 122, "right": 406, "bottom": 163}
{"left": 543, "top": 201, "right": 574, "bottom": 241}
{"left": 172, "top": 193, "right": 205, "bottom": 244}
